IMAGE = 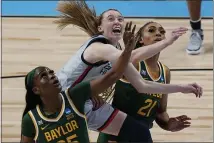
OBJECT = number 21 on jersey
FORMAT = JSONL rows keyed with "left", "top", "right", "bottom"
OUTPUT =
{"left": 137, "top": 99, "right": 157, "bottom": 117}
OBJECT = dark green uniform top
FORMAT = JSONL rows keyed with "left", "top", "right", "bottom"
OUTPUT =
{"left": 22, "top": 82, "right": 91, "bottom": 143}
{"left": 97, "top": 61, "right": 167, "bottom": 143}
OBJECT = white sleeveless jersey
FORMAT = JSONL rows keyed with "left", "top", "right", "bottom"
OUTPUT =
{"left": 57, "top": 35, "right": 121, "bottom": 132}
{"left": 57, "top": 35, "right": 112, "bottom": 91}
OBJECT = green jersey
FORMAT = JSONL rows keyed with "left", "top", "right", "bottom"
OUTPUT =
{"left": 97, "top": 61, "right": 167, "bottom": 143}
{"left": 112, "top": 61, "right": 167, "bottom": 126}
{"left": 22, "top": 82, "right": 91, "bottom": 143}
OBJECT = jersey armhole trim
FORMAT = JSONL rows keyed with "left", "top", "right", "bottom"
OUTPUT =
{"left": 81, "top": 36, "right": 109, "bottom": 67}
{"left": 81, "top": 52, "right": 109, "bottom": 67}
{"left": 28, "top": 111, "right": 39, "bottom": 141}
{"left": 119, "top": 62, "right": 141, "bottom": 84}
{"left": 162, "top": 64, "right": 167, "bottom": 84}
{"left": 65, "top": 89, "right": 86, "bottom": 119}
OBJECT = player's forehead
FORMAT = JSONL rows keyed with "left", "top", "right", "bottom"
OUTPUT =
{"left": 35, "top": 67, "right": 51, "bottom": 76}
{"left": 103, "top": 10, "right": 123, "bottom": 18}
{"left": 144, "top": 22, "right": 164, "bottom": 30}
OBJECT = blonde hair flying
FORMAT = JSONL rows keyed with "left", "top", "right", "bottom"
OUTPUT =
{"left": 54, "top": 0, "right": 100, "bottom": 36}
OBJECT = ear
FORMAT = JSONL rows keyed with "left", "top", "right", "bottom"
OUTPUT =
{"left": 139, "top": 37, "right": 144, "bottom": 45}
{"left": 32, "top": 87, "right": 40, "bottom": 95}
{"left": 97, "top": 26, "right": 103, "bottom": 33}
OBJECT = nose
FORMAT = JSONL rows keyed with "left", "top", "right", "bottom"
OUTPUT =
{"left": 49, "top": 73, "right": 55, "bottom": 80}
{"left": 156, "top": 33, "right": 161, "bottom": 37}
{"left": 114, "top": 19, "right": 120, "bottom": 24}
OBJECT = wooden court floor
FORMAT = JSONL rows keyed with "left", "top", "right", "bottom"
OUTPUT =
{"left": 2, "top": 17, "right": 213, "bottom": 142}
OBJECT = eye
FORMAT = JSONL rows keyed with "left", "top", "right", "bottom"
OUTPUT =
{"left": 148, "top": 29, "right": 155, "bottom": 33}
{"left": 41, "top": 72, "right": 47, "bottom": 78}
{"left": 160, "top": 30, "right": 166, "bottom": 34}
{"left": 118, "top": 17, "right": 124, "bottom": 22}
{"left": 108, "top": 17, "right": 114, "bottom": 21}
{"left": 49, "top": 70, "right": 54, "bottom": 74}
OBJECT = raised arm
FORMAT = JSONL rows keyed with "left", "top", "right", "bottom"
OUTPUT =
{"left": 89, "top": 26, "right": 136, "bottom": 96}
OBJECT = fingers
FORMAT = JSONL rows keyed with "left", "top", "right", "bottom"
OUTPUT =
{"left": 91, "top": 97, "right": 98, "bottom": 110}
{"left": 176, "top": 115, "right": 191, "bottom": 121}
{"left": 91, "top": 96, "right": 105, "bottom": 110}
{"left": 191, "top": 83, "right": 203, "bottom": 98}
{"left": 172, "top": 27, "right": 188, "bottom": 38}
{"left": 173, "top": 27, "right": 188, "bottom": 33}
{"left": 125, "top": 21, "right": 134, "bottom": 32}
{"left": 171, "top": 124, "right": 190, "bottom": 132}
{"left": 131, "top": 24, "right": 136, "bottom": 34}
{"left": 128, "top": 21, "right": 132, "bottom": 31}
{"left": 170, "top": 115, "right": 192, "bottom": 132}
{"left": 125, "top": 22, "right": 129, "bottom": 31}
{"left": 189, "top": 85, "right": 199, "bottom": 97}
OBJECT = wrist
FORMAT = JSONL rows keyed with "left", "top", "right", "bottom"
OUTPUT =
{"left": 164, "top": 38, "right": 173, "bottom": 46}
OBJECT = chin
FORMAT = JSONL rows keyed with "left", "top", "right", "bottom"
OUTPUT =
{"left": 54, "top": 85, "right": 62, "bottom": 93}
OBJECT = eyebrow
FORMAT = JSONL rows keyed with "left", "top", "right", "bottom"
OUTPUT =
{"left": 159, "top": 27, "right": 165, "bottom": 31}
{"left": 38, "top": 70, "right": 46, "bottom": 76}
{"left": 107, "top": 15, "right": 123, "bottom": 18}
{"left": 37, "top": 68, "right": 50, "bottom": 76}
{"left": 148, "top": 26, "right": 156, "bottom": 29}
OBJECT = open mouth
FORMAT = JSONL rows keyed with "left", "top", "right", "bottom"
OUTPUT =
{"left": 112, "top": 27, "right": 121, "bottom": 34}
{"left": 154, "top": 38, "right": 163, "bottom": 42}
{"left": 53, "top": 78, "right": 60, "bottom": 86}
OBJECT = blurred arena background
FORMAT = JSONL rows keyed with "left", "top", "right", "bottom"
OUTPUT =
{"left": 2, "top": 1, "right": 213, "bottom": 142}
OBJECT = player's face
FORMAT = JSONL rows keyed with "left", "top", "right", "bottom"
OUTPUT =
{"left": 33, "top": 67, "right": 62, "bottom": 97}
{"left": 98, "top": 10, "right": 124, "bottom": 42}
{"left": 140, "top": 22, "right": 166, "bottom": 46}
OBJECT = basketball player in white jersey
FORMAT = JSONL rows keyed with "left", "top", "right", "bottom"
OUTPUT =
{"left": 55, "top": 1, "right": 202, "bottom": 141}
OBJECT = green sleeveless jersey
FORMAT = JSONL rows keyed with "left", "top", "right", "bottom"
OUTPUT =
{"left": 97, "top": 61, "right": 167, "bottom": 143}
{"left": 112, "top": 61, "right": 167, "bottom": 127}
{"left": 22, "top": 82, "right": 91, "bottom": 143}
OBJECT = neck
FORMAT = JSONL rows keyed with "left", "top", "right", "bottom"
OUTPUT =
{"left": 104, "top": 36, "right": 119, "bottom": 47}
{"left": 41, "top": 93, "right": 62, "bottom": 114}
{"left": 145, "top": 54, "right": 160, "bottom": 70}
{"left": 109, "top": 39, "right": 119, "bottom": 47}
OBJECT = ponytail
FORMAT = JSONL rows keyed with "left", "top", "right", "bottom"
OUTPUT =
{"left": 54, "top": 0, "right": 99, "bottom": 37}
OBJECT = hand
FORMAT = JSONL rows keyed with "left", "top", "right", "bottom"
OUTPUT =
{"left": 166, "top": 27, "right": 188, "bottom": 45}
{"left": 123, "top": 21, "right": 139, "bottom": 52}
{"left": 168, "top": 115, "right": 191, "bottom": 132}
{"left": 91, "top": 95, "right": 105, "bottom": 111}
{"left": 181, "top": 83, "right": 203, "bottom": 98}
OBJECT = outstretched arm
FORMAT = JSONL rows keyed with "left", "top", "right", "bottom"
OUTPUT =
{"left": 86, "top": 42, "right": 202, "bottom": 96}
{"left": 130, "top": 27, "right": 188, "bottom": 63}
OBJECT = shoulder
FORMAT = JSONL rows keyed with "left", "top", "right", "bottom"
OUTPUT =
{"left": 22, "top": 112, "right": 33, "bottom": 124}
{"left": 22, "top": 111, "right": 36, "bottom": 127}
{"left": 21, "top": 111, "right": 36, "bottom": 137}
{"left": 88, "top": 35, "right": 110, "bottom": 45}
